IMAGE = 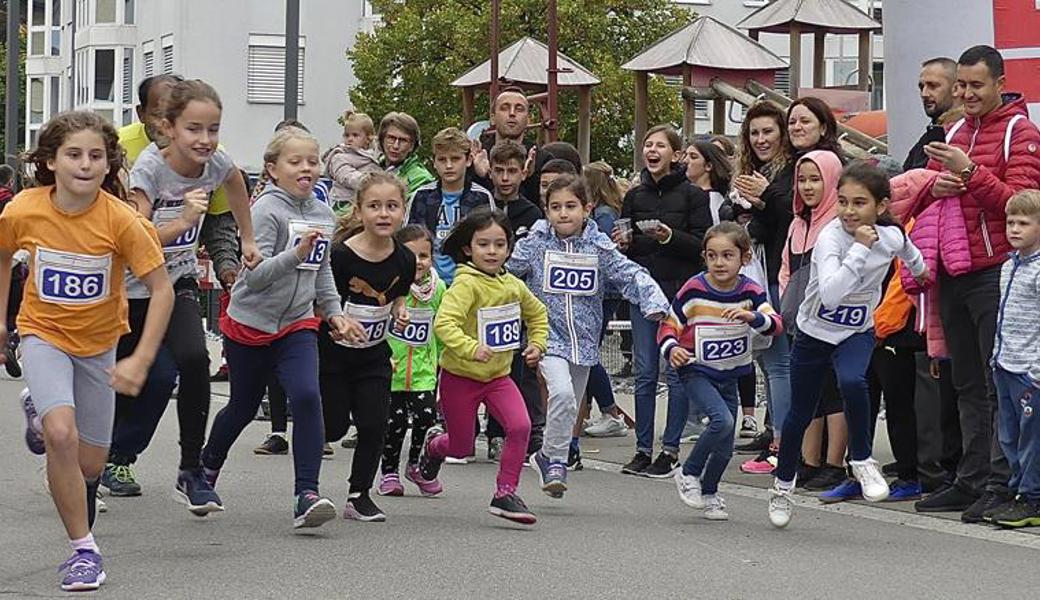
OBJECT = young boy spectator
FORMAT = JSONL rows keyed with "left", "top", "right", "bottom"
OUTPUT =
{"left": 988, "top": 190, "right": 1040, "bottom": 528}
{"left": 409, "top": 127, "right": 494, "bottom": 284}
{"left": 490, "top": 140, "right": 542, "bottom": 240}
{"left": 538, "top": 158, "right": 578, "bottom": 209}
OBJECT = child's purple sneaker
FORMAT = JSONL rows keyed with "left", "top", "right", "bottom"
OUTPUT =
{"left": 21, "top": 388, "right": 45, "bottom": 455}
{"left": 59, "top": 549, "right": 106, "bottom": 591}
{"left": 404, "top": 464, "right": 443, "bottom": 497}
{"left": 377, "top": 472, "right": 405, "bottom": 497}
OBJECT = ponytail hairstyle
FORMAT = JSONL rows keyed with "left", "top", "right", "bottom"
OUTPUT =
{"left": 440, "top": 206, "right": 514, "bottom": 265}
{"left": 838, "top": 160, "right": 902, "bottom": 230}
{"left": 583, "top": 161, "right": 624, "bottom": 214}
{"left": 332, "top": 171, "right": 407, "bottom": 243}
{"left": 23, "top": 110, "right": 128, "bottom": 202}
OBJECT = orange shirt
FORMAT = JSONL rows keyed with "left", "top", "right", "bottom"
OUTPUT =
{"left": 0, "top": 186, "right": 165, "bottom": 357}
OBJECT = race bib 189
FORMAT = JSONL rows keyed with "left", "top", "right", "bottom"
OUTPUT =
{"left": 816, "top": 293, "right": 871, "bottom": 329}
{"left": 287, "top": 220, "right": 334, "bottom": 271}
{"left": 35, "top": 247, "right": 112, "bottom": 305}
{"left": 694, "top": 323, "right": 751, "bottom": 370}
{"left": 154, "top": 206, "right": 203, "bottom": 254}
{"left": 543, "top": 251, "right": 598, "bottom": 296}
{"left": 478, "top": 303, "right": 522, "bottom": 352}
{"left": 390, "top": 307, "right": 433, "bottom": 347}
{"left": 336, "top": 302, "right": 393, "bottom": 349}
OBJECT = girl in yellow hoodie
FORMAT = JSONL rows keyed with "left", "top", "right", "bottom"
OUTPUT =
{"left": 418, "top": 207, "right": 548, "bottom": 524}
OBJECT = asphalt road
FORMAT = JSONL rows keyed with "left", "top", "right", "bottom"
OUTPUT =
{"left": 2, "top": 373, "right": 1039, "bottom": 599}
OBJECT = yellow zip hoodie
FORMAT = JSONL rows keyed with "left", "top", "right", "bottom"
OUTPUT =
{"left": 434, "top": 262, "right": 548, "bottom": 382}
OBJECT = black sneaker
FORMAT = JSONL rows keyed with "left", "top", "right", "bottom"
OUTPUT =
{"left": 488, "top": 493, "right": 537, "bottom": 525}
{"left": 643, "top": 452, "right": 680, "bottom": 479}
{"left": 803, "top": 465, "right": 847, "bottom": 491}
{"left": 343, "top": 491, "right": 386, "bottom": 522}
{"left": 293, "top": 490, "right": 336, "bottom": 529}
{"left": 795, "top": 463, "right": 821, "bottom": 488}
{"left": 621, "top": 451, "right": 652, "bottom": 475}
{"left": 418, "top": 425, "right": 446, "bottom": 481}
{"left": 735, "top": 429, "right": 772, "bottom": 454}
{"left": 253, "top": 433, "right": 289, "bottom": 455}
{"left": 992, "top": 497, "right": 1040, "bottom": 528}
{"left": 914, "top": 483, "right": 978, "bottom": 513}
{"left": 983, "top": 494, "right": 1018, "bottom": 522}
{"left": 962, "top": 489, "right": 1011, "bottom": 523}
{"left": 881, "top": 461, "right": 899, "bottom": 477}
{"left": 3, "top": 344, "right": 21, "bottom": 378}
{"left": 567, "top": 445, "right": 584, "bottom": 471}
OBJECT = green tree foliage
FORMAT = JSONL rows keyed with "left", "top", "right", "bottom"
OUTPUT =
{"left": 0, "top": 13, "right": 27, "bottom": 159}
{"left": 349, "top": 0, "right": 693, "bottom": 173}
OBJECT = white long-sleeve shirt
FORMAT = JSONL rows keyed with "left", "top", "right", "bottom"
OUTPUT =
{"left": 797, "top": 219, "right": 926, "bottom": 344}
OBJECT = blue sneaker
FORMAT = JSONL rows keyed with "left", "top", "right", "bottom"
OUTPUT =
{"left": 819, "top": 479, "right": 862, "bottom": 504}
{"left": 174, "top": 469, "right": 224, "bottom": 516}
{"left": 293, "top": 490, "right": 336, "bottom": 529}
{"left": 20, "top": 388, "right": 45, "bottom": 455}
{"left": 59, "top": 549, "right": 106, "bottom": 591}
{"left": 529, "top": 451, "right": 567, "bottom": 498}
{"left": 885, "top": 479, "right": 923, "bottom": 502}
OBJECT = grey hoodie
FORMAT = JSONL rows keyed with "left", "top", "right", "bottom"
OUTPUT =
{"left": 227, "top": 185, "right": 342, "bottom": 334}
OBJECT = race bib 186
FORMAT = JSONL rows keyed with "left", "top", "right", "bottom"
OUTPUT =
{"left": 35, "top": 247, "right": 112, "bottom": 305}
{"left": 542, "top": 251, "right": 599, "bottom": 296}
{"left": 816, "top": 293, "right": 871, "bottom": 329}
{"left": 390, "top": 307, "right": 433, "bottom": 347}
{"left": 694, "top": 323, "right": 752, "bottom": 370}
{"left": 478, "top": 303, "right": 522, "bottom": 352}
{"left": 336, "top": 302, "right": 393, "bottom": 349}
{"left": 287, "top": 220, "right": 334, "bottom": 271}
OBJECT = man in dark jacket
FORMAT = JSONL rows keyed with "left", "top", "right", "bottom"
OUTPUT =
{"left": 470, "top": 88, "right": 551, "bottom": 203}
{"left": 903, "top": 57, "right": 960, "bottom": 171}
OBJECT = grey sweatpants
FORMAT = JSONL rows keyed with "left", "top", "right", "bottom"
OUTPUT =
{"left": 539, "top": 356, "right": 591, "bottom": 463}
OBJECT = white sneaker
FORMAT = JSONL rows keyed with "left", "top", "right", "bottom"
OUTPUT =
{"left": 739, "top": 415, "right": 759, "bottom": 438}
{"left": 674, "top": 470, "right": 705, "bottom": 508}
{"left": 703, "top": 494, "right": 728, "bottom": 520}
{"left": 768, "top": 484, "right": 794, "bottom": 528}
{"left": 96, "top": 490, "right": 108, "bottom": 514}
{"left": 584, "top": 414, "right": 628, "bottom": 438}
{"left": 849, "top": 458, "right": 889, "bottom": 502}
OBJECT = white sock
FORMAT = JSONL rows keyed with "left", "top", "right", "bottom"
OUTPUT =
{"left": 70, "top": 533, "right": 100, "bottom": 554}
{"left": 775, "top": 478, "right": 795, "bottom": 492}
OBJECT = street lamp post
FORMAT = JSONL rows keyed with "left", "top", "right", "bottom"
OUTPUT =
{"left": 284, "top": 0, "right": 300, "bottom": 121}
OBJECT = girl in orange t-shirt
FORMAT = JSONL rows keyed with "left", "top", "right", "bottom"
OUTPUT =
{"left": 0, "top": 111, "right": 173, "bottom": 592}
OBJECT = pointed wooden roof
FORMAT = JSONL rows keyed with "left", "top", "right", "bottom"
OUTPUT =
{"left": 621, "top": 16, "right": 787, "bottom": 75}
{"left": 737, "top": 0, "right": 881, "bottom": 34}
{"left": 451, "top": 36, "right": 600, "bottom": 88}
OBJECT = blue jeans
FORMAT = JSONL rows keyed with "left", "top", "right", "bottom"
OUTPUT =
{"left": 994, "top": 368, "right": 1040, "bottom": 502}
{"left": 631, "top": 307, "right": 683, "bottom": 454}
{"left": 203, "top": 330, "right": 324, "bottom": 496}
{"left": 757, "top": 283, "right": 791, "bottom": 436}
{"left": 680, "top": 372, "right": 738, "bottom": 495}
{"left": 586, "top": 298, "right": 621, "bottom": 413}
{"left": 776, "top": 330, "right": 876, "bottom": 483}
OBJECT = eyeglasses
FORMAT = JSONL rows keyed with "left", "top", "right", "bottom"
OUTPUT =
{"left": 383, "top": 134, "right": 413, "bottom": 147}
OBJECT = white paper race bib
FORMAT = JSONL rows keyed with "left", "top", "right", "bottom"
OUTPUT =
{"left": 286, "top": 220, "right": 334, "bottom": 271}
{"left": 390, "top": 307, "right": 433, "bottom": 347}
{"left": 154, "top": 206, "right": 203, "bottom": 254}
{"left": 35, "top": 247, "right": 112, "bottom": 305}
{"left": 336, "top": 302, "right": 393, "bottom": 349}
{"left": 542, "top": 251, "right": 598, "bottom": 296}
{"left": 478, "top": 303, "right": 522, "bottom": 352}
{"left": 815, "top": 292, "right": 872, "bottom": 329}
{"left": 694, "top": 323, "right": 752, "bottom": 370}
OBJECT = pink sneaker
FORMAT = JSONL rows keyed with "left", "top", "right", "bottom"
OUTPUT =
{"left": 377, "top": 473, "right": 404, "bottom": 496}
{"left": 740, "top": 449, "right": 778, "bottom": 474}
{"left": 405, "top": 464, "right": 443, "bottom": 497}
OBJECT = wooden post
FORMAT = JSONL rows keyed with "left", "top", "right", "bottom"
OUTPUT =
{"left": 633, "top": 71, "right": 648, "bottom": 171}
{"left": 788, "top": 24, "right": 802, "bottom": 99}
{"left": 713, "top": 96, "right": 725, "bottom": 135}
{"left": 813, "top": 31, "right": 826, "bottom": 88}
{"left": 462, "top": 87, "right": 475, "bottom": 129}
{"left": 682, "top": 64, "right": 695, "bottom": 144}
{"left": 577, "top": 86, "right": 592, "bottom": 164}
{"left": 749, "top": 29, "right": 759, "bottom": 42}
{"left": 858, "top": 31, "right": 872, "bottom": 92}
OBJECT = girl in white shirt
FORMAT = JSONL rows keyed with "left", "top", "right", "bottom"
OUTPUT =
{"left": 768, "top": 162, "right": 929, "bottom": 528}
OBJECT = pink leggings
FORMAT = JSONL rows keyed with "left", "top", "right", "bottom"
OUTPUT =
{"left": 431, "top": 371, "right": 531, "bottom": 496}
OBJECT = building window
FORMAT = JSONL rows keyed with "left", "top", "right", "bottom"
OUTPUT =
{"left": 51, "top": 76, "right": 61, "bottom": 117}
{"left": 832, "top": 58, "right": 858, "bottom": 87}
{"left": 96, "top": 0, "right": 116, "bottom": 23}
{"left": 124, "top": 0, "right": 134, "bottom": 24}
{"left": 161, "top": 36, "right": 174, "bottom": 74}
{"left": 247, "top": 34, "right": 306, "bottom": 104}
{"left": 773, "top": 68, "right": 791, "bottom": 94}
{"left": 28, "top": 0, "right": 60, "bottom": 57}
{"left": 95, "top": 48, "right": 115, "bottom": 101}
{"left": 30, "top": 78, "right": 45, "bottom": 124}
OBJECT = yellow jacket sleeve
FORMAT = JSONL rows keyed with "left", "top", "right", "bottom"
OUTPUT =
{"left": 517, "top": 279, "right": 549, "bottom": 352}
{"left": 434, "top": 278, "right": 479, "bottom": 361}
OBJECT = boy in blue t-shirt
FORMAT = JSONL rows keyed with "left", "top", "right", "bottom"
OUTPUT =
{"left": 408, "top": 127, "right": 494, "bottom": 284}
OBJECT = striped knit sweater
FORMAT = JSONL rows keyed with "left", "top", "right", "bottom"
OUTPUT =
{"left": 658, "top": 273, "right": 783, "bottom": 380}
{"left": 993, "top": 250, "right": 1040, "bottom": 384}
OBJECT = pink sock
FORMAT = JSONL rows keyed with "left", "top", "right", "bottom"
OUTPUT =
{"left": 494, "top": 484, "right": 515, "bottom": 499}
{"left": 70, "top": 533, "right": 99, "bottom": 554}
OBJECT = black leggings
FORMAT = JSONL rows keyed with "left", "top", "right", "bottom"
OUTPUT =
{"left": 381, "top": 390, "right": 438, "bottom": 473}
{"left": 739, "top": 371, "right": 757, "bottom": 410}
{"left": 268, "top": 378, "right": 288, "bottom": 434}
{"left": 321, "top": 361, "right": 392, "bottom": 493}
{"left": 6, "top": 265, "right": 24, "bottom": 330}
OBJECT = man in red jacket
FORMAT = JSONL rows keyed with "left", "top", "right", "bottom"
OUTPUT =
{"left": 912, "top": 45, "right": 1040, "bottom": 522}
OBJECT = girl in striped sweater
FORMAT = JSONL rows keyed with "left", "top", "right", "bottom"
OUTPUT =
{"left": 658, "top": 222, "right": 783, "bottom": 520}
